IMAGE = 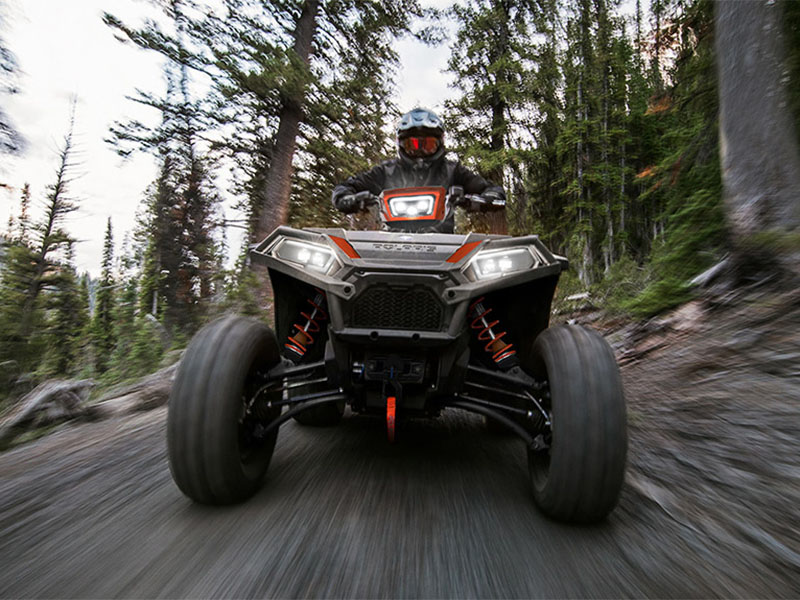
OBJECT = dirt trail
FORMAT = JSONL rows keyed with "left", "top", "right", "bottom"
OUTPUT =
{"left": 0, "top": 289, "right": 798, "bottom": 598}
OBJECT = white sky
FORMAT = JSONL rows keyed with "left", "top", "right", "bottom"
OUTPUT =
{"left": 0, "top": 0, "right": 453, "bottom": 276}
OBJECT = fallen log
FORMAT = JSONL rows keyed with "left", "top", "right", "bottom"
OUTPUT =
{"left": 94, "top": 363, "right": 178, "bottom": 418}
{"left": 0, "top": 379, "right": 97, "bottom": 449}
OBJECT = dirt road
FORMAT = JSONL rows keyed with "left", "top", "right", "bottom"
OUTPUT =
{"left": 0, "top": 290, "right": 798, "bottom": 598}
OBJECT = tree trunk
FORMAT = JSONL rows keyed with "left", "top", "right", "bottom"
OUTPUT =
{"left": 251, "top": 0, "right": 320, "bottom": 309}
{"left": 254, "top": 0, "right": 320, "bottom": 243}
{"left": 715, "top": 0, "right": 800, "bottom": 279}
{"left": 485, "top": 99, "right": 509, "bottom": 235}
{"left": 0, "top": 380, "right": 96, "bottom": 450}
{"left": 619, "top": 144, "right": 625, "bottom": 253}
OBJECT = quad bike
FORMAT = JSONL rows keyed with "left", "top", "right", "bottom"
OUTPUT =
{"left": 167, "top": 186, "right": 627, "bottom": 523}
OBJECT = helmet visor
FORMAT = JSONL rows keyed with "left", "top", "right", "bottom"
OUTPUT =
{"left": 401, "top": 135, "right": 441, "bottom": 158}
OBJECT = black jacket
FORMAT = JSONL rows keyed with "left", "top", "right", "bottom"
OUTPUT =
{"left": 331, "top": 156, "right": 505, "bottom": 209}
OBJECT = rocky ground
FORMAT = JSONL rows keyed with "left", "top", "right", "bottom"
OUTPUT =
{"left": 600, "top": 286, "right": 800, "bottom": 595}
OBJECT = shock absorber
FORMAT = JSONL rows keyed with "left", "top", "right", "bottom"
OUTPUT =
{"left": 285, "top": 289, "right": 328, "bottom": 361}
{"left": 469, "top": 297, "right": 518, "bottom": 370}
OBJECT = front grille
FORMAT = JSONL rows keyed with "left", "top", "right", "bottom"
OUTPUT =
{"left": 351, "top": 285, "right": 443, "bottom": 331}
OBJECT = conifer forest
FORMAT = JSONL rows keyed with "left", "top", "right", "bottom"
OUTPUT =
{"left": 1, "top": 0, "right": 799, "bottom": 402}
{"left": 2, "top": 2, "right": 800, "bottom": 597}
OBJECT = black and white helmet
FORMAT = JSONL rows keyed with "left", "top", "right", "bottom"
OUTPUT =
{"left": 396, "top": 108, "right": 446, "bottom": 164}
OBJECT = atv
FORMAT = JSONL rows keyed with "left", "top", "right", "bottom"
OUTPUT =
{"left": 167, "top": 186, "right": 627, "bottom": 523}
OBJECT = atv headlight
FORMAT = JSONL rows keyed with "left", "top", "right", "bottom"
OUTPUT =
{"left": 464, "top": 247, "right": 536, "bottom": 281}
{"left": 274, "top": 239, "right": 336, "bottom": 273}
{"left": 388, "top": 194, "right": 435, "bottom": 218}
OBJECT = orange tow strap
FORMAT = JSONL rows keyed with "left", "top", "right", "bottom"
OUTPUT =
{"left": 386, "top": 396, "right": 396, "bottom": 443}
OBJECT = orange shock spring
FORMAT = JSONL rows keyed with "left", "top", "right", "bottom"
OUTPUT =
{"left": 285, "top": 290, "right": 328, "bottom": 360}
{"left": 469, "top": 297, "right": 517, "bottom": 366}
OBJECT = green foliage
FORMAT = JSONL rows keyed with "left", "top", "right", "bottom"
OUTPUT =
{"left": 624, "top": 275, "right": 691, "bottom": 317}
{"left": 106, "top": 0, "right": 427, "bottom": 249}
{"left": 128, "top": 317, "right": 165, "bottom": 377}
{"left": 40, "top": 248, "right": 89, "bottom": 377}
{"left": 220, "top": 260, "right": 264, "bottom": 318}
{"left": 594, "top": 254, "right": 653, "bottom": 315}
{"left": 0, "top": 0, "right": 746, "bottom": 406}
{"left": 0, "top": 6, "right": 23, "bottom": 156}
{"left": 92, "top": 218, "right": 116, "bottom": 373}
{"left": 114, "top": 59, "right": 222, "bottom": 338}
{"left": 627, "top": 0, "right": 724, "bottom": 315}
{"left": 0, "top": 114, "right": 80, "bottom": 395}
{"left": 445, "top": 0, "right": 544, "bottom": 234}
{"left": 444, "top": 0, "right": 726, "bottom": 315}
{"left": 0, "top": 239, "right": 43, "bottom": 389}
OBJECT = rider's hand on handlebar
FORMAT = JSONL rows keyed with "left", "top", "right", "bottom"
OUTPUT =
{"left": 354, "top": 190, "right": 377, "bottom": 208}
{"left": 460, "top": 190, "right": 506, "bottom": 212}
{"left": 448, "top": 186, "right": 466, "bottom": 207}
{"left": 480, "top": 190, "right": 505, "bottom": 208}
{"left": 336, "top": 194, "right": 360, "bottom": 213}
{"left": 337, "top": 190, "right": 377, "bottom": 213}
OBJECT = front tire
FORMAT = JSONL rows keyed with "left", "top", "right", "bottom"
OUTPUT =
{"left": 527, "top": 325, "right": 627, "bottom": 523}
{"left": 167, "top": 316, "right": 281, "bottom": 505}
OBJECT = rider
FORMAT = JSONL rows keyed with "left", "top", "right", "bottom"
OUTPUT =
{"left": 331, "top": 108, "right": 506, "bottom": 232}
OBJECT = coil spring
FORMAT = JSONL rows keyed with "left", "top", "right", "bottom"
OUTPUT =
{"left": 469, "top": 297, "right": 516, "bottom": 364}
{"left": 286, "top": 290, "right": 328, "bottom": 359}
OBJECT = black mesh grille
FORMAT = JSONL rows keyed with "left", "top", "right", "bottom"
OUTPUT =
{"left": 351, "top": 286, "right": 443, "bottom": 331}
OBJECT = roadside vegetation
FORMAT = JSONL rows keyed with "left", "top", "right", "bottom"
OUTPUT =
{"left": 1, "top": 0, "right": 799, "bottom": 409}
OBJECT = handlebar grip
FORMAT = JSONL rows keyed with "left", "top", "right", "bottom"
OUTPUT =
{"left": 463, "top": 194, "right": 505, "bottom": 211}
{"left": 354, "top": 190, "right": 378, "bottom": 210}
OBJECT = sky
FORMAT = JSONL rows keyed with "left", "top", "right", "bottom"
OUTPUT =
{"left": 0, "top": 0, "right": 454, "bottom": 276}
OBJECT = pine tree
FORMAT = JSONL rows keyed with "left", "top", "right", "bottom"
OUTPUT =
{"left": 523, "top": 0, "right": 564, "bottom": 243}
{"left": 92, "top": 217, "right": 115, "bottom": 373}
{"left": 13, "top": 183, "right": 31, "bottom": 243}
{"left": 0, "top": 214, "right": 37, "bottom": 391}
{"left": 108, "top": 7, "right": 222, "bottom": 337}
{"left": 627, "top": 0, "right": 725, "bottom": 314}
{"left": 106, "top": 0, "right": 429, "bottom": 248}
{"left": 290, "top": 2, "right": 409, "bottom": 229}
{"left": 445, "top": 0, "right": 546, "bottom": 235}
{"left": 555, "top": 0, "right": 602, "bottom": 284}
{"left": 0, "top": 110, "right": 79, "bottom": 385}
{"left": 43, "top": 243, "right": 88, "bottom": 376}
{"left": 0, "top": 2, "right": 23, "bottom": 156}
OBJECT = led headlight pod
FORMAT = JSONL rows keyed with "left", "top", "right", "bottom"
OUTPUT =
{"left": 388, "top": 194, "right": 435, "bottom": 218}
{"left": 274, "top": 239, "right": 336, "bottom": 273}
{"left": 465, "top": 247, "right": 536, "bottom": 281}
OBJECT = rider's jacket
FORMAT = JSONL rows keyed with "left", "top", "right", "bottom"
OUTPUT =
{"left": 331, "top": 155, "right": 505, "bottom": 210}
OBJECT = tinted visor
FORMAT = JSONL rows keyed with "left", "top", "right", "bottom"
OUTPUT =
{"left": 401, "top": 135, "right": 441, "bottom": 158}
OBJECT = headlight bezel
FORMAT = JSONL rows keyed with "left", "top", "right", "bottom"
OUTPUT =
{"left": 273, "top": 238, "right": 339, "bottom": 274}
{"left": 462, "top": 246, "right": 538, "bottom": 281}
{"left": 382, "top": 186, "right": 446, "bottom": 222}
{"left": 388, "top": 194, "right": 436, "bottom": 218}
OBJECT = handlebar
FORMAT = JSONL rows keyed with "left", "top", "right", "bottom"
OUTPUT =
{"left": 342, "top": 187, "right": 505, "bottom": 214}
{"left": 351, "top": 190, "right": 378, "bottom": 211}
{"left": 448, "top": 186, "right": 506, "bottom": 211}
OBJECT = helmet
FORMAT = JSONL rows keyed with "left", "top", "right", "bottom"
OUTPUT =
{"left": 396, "top": 108, "right": 445, "bottom": 164}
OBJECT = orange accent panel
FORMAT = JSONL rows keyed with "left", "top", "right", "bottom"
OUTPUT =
{"left": 381, "top": 186, "right": 445, "bottom": 222}
{"left": 329, "top": 235, "right": 360, "bottom": 259}
{"left": 446, "top": 240, "right": 482, "bottom": 263}
{"left": 386, "top": 396, "right": 396, "bottom": 443}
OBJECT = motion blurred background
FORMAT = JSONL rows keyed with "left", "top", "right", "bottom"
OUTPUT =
{"left": 0, "top": 0, "right": 798, "bottom": 597}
